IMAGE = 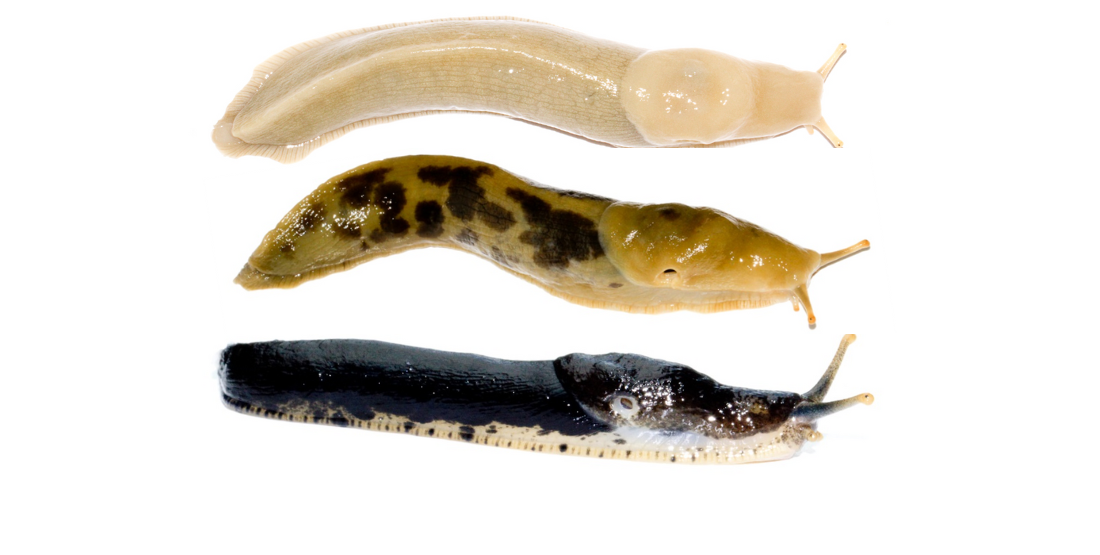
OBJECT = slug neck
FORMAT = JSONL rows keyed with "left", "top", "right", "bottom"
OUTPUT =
{"left": 734, "top": 63, "right": 824, "bottom": 139}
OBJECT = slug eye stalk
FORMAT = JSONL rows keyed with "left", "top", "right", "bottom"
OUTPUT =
{"left": 793, "top": 334, "right": 874, "bottom": 422}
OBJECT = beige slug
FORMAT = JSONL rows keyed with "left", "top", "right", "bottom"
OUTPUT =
{"left": 236, "top": 155, "right": 868, "bottom": 325}
{"left": 213, "top": 18, "right": 846, "bottom": 163}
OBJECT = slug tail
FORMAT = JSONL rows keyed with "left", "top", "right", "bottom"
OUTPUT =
{"left": 235, "top": 242, "right": 435, "bottom": 290}
{"left": 804, "top": 334, "right": 857, "bottom": 402}
{"left": 211, "top": 17, "right": 560, "bottom": 163}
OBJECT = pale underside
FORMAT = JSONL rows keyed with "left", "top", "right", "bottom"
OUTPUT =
{"left": 223, "top": 394, "right": 806, "bottom": 464}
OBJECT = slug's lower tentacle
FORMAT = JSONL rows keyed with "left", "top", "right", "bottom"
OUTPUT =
{"left": 236, "top": 155, "right": 869, "bottom": 325}
{"left": 219, "top": 338, "right": 873, "bottom": 464}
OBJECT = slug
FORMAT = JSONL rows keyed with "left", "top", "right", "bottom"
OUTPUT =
{"left": 212, "top": 17, "right": 847, "bottom": 163}
{"left": 219, "top": 335, "right": 872, "bottom": 464}
{"left": 235, "top": 155, "right": 869, "bottom": 325}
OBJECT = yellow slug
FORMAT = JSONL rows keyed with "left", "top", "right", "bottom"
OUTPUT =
{"left": 236, "top": 155, "right": 868, "bottom": 325}
{"left": 213, "top": 17, "right": 847, "bottom": 163}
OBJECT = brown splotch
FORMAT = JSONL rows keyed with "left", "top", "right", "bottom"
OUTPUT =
{"left": 414, "top": 200, "right": 445, "bottom": 238}
{"left": 505, "top": 188, "right": 603, "bottom": 269}
{"left": 489, "top": 246, "right": 518, "bottom": 268}
{"left": 375, "top": 182, "right": 410, "bottom": 236}
{"left": 657, "top": 207, "right": 681, "bottom": 220}
{"left": 338, "top": 168, "right": 390, "bottom": 209}
{"left": 417, "top": 165, "right": 516, "bottom": 231}
{"left": 455, "top": 228, "right": 480, "bottom": 246}
{"left": 333, "top": 218, "right": 361, "bottom": 240}
{"left": 545, "top": 185, "right": 612, "bottom": 202}
{"left": 295, "top": 202, "right": 326, "bottom": 232}
{"left": 458, "top": 425, "right": 476, "bottom": 442}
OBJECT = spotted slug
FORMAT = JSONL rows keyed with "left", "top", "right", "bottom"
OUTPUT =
{"left": 212, "top": 17, "right": 847, "bottom": 163}
{"left": 236, "top": 155, "right": 868, "bottom": 325}
{"left": 219, "top": 335, "right": 872, "bottom": 464}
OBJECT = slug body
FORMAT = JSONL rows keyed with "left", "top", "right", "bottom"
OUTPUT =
{"left": 219, "top": 335, "right": 872, "bottom": 464}
{"left": 236, "top": 155, "right": 868, "bottom": 324}
{"left": 213, "top": 18, "right": 846, "bottom": 163}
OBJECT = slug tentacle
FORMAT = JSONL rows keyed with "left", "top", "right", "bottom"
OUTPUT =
{"left": 214, "top": 19, "right": 846, "bottom": 162}
{"left": 819, "top": 239, "right": 871, "bottom": 269}
{"left": 809, "top": 43, "right": 847, "bottom": 147}
{"left": 804, "top": 334, "right": 857, "bottom": 402}
{"left": 791, "top": 393, "right": 875, "bottom": 422}
{"left": 219, "top": 338, "right": 873, "bottom": 464}
{"left": 237, "top": 155, "right": 868, "bottom": 324}
{"left": 817, "top": 43, "right": 847, "bottom": 81}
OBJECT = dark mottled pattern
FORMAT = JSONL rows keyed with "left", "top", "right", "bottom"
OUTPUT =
{"left": 543, "top": 185, "right": 612, "bottom": 202}
{"left": 338, "top": 168, "right": 389, "bottom": 209}
{"left": 455, "top": 228, "right": 479, "bottom": 246}
{"left": 505, "top": 188, "right": 604, "bottom": 269}
{"left": 609, "top": 283, "right": 623, "bottom": 288}
{"left": 417, "top": 165, "right": 516, "bottom": 231}
{"left": 334, "top": 219, "right": 361, "bottom": 240}
{"left": 555, "top": 353, "right": 803, "bottom": 439}
{"left": 613, "top": 438, "right": 627, "bottom": 445}
{"left": 459, "top": 425, "right": 476, "bottom": 442}
{"left": 414, "top": 201, "right": 445, "bottom": 238}
{"left": 489, "top": 246, "right": 517, "bottom": 268}
{"left": 219, "top": 340, "right": 610, "bottom": 438}
{"left": 334, "top": 167, "right": 415, "bottom": 245}
{"left": 375, "top": 182, "right": 410, "bottom": 236}
{"left": 296, "top": 202, "right": 326, "bottom": 232}
{"left": 657, "top": 207, "right": 681, "bottom": 220}
{"left": 403, "top": 422, "right": 416, "bottom": 432}
{"left": 559, "top": 444, "right": 568, "bottom": 453}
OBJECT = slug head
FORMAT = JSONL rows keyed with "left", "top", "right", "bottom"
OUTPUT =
{"left": 599, "top": 202, "right": 821, "bottom": 293}
{"left": 554, "top": 353, "right": 803, "bottom": 438}
{"left": 621, "top": 48, "right": 824, "bottom": 145}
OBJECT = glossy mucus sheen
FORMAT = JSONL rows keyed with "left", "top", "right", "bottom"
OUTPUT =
{"left": 219, "top": 336, "right": 872, "bottom": 464}
{"left": 235, "top": 155, "right": 868, "bottom": 325}
{"left": 212, "top": 17, "right": 847, "bottom": 163}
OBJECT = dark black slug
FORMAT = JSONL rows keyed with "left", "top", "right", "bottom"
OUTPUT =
{"left": 219, "top": 335, "right": 872, "bottom": 464}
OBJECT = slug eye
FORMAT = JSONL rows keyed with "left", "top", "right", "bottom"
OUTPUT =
{"left": 609, "top": 394, "right": 641, "bottom": 420}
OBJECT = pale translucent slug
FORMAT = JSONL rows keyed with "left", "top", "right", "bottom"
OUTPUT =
{"left": 219, "top": 335, "right": 872, "bottom": 464}
{"left": 235, "top": 155, "right": 869, "bottom": 325}
{"left": 212, "top": 17, "right": 847, "bottom": 163}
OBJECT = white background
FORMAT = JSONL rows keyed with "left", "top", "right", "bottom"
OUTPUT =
{"left": 4, "top": 1, "right": 1096, "bottom": 552}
